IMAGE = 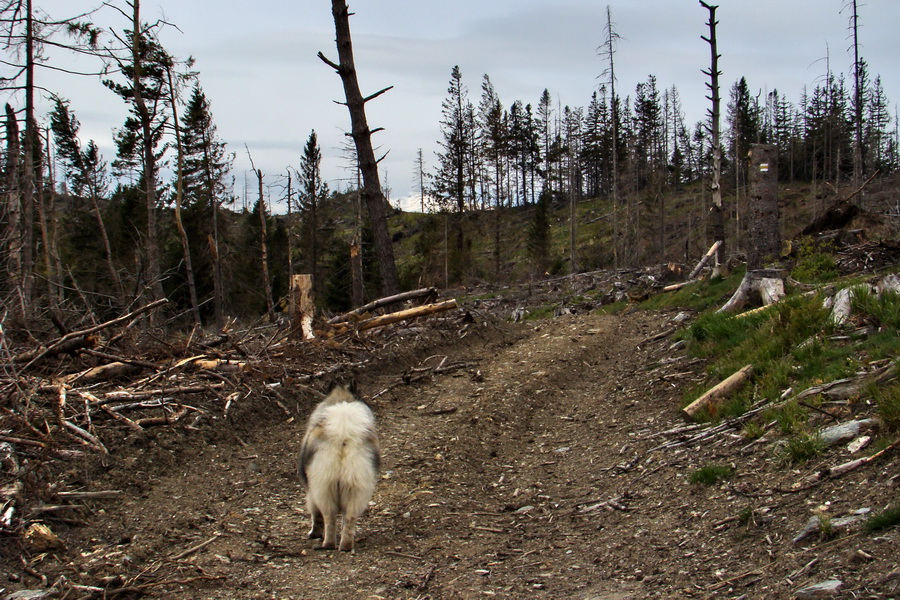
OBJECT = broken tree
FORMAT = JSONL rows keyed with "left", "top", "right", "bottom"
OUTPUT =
{"left": 318, "top": 1, "right": 399, "bottom": 296}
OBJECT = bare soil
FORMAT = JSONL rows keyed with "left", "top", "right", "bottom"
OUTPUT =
{"left": 3, "top": 300, "right": 899, "bottom": 599}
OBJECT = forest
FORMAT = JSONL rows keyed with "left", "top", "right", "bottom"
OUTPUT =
{"left": 0, "top": 0, "right": 897, "bottom": 332}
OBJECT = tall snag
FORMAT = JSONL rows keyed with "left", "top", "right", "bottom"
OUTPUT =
{"left": 318, "top": 0, "right": 399, "bottom": 297}
{"left": 700, "top": 1, "right": 726, "bottom": 274}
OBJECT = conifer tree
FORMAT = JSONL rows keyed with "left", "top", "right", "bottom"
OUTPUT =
{"left": 49, "top": 97, "right": 122, "bottom": 301}
{"left": 297, "top": 130, "right": 329, "bottom": 297}
{"left": 181, "top": 84, "right": 233, "bottom": 328}
{"left": 526, "top": 190, "right": 552, "bottom": 275}
{"left": 103, "top": 3, "right": 172, "bottom": 313}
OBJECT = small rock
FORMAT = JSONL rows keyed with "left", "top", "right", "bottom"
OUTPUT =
{"left": 819, "top": 419, "right": 879, "bottom": 447}
{"left": 23, "top": 523, "right": 65, "bottom": 553}
{"left": 795, "top": 579, "right": 842, "bottom": 598}
{"left": 846, "top": 435, "right": 871, "bottom": 454}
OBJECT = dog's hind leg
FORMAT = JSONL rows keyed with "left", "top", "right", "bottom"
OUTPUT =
{"left": 339, "top": 513, "right": 358, "bottom": 552}
{"left": 319, "top": 510, "right": 338, "bottom": 550}
{"left": 307, "top": 501, "right": 324, "bottom": 540}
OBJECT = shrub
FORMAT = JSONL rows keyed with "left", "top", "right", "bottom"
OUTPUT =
{"left": 864, "top": 503, "right": 900, "bottom": 532}
{"left": 777, "top": 432, "right": 826, "bottom": 465}
{"left": 689, "top": 463, "right": 734, "bottom": 485}
{"left": 791, "top": 237, "right": 839, "bottom": 283}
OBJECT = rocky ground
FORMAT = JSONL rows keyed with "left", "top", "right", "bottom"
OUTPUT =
{"left": 1, "top": 284, "right": 898, "bottom": 599}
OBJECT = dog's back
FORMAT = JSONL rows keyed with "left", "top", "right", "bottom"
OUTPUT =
{"left": 299, "top": 382, "right": 379, "bottom": 551}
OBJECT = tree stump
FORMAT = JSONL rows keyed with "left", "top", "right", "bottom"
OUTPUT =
{"left": 291, "top": 274, "right": 316, "bottom": 340}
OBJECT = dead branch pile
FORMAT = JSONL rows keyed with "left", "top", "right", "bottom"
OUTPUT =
{"left": 0, "top": 290, "right": 462, "bottom": 541}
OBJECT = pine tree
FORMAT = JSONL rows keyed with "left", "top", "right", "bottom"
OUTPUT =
{"left": 476, "top": 74, "right": 507, "bottom": 208}
{"left": 536, "top": 88, "right": 553, "bottom": 194}
{"left": 103, "top": 6, "right": 173, "bottom": 312}
{"left": 297, "top": 130, "right": 329, "bottom": 297}
{"left": 180, "top": 83, "right": 232, "bottom": 327}
{"left": 434, "top": 65, "right": 474, "bottom": 216}
{"left": 633, "top": 74, "right": 664, "bottom": 191}
{"left": 49, "top": 97, "right": 122, "bottom": 301}
{"left": 726, "top": 77, "right": 761, "bottom": 189}
{"left": 526, "top": 190, "right": 552, "bottom": 275}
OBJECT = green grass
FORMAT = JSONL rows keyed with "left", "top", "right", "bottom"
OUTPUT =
{"left": 873, "top": 381, "right": 900, "bottom": 432}
{"left": 767, "top": 400, "right": 809, "bottom": 435}
{"left": 851, "top": 286, "right": 900, "bottom": 329}
{"left": 689, "top": 463, "right": 735, "bottom": 485}
{"left": 642, "top": 269, "right": 746, "bottom": 312}
{"left": 864, "top": 503, "right": 900, "bottom": 532}
{"left": 790, "top": 237, "right": 840, "bottom": 283}
{"left": 776, "top": 432, "right": 826, "bottom": 466}
{"left": 523, "top": 304, "right": 557, "bottom": 321}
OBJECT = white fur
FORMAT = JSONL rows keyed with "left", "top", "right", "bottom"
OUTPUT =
{"left": 299, "top": 385, "right": 379, "bottom": 552}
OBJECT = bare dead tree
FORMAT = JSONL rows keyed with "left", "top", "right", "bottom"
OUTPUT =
{"left": 246, "top": 148, "right": 275, "bottom": 322}
{"left": 159, "top": 55, "right": 203, "bottom": 328}
{"left": 318, "top": 0, "right": 399, "bottom": 296}
{"left": 598, "top": 5, "right": 621, "bottom": 269}
{"left": 700, "top": 1, "right": 726, "bottom": 274}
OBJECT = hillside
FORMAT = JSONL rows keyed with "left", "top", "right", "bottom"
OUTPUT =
{"left": 388, "top": 175, "right": 900, "bottom": 288}
{"left": 1, "top": 176, "right": 899, "bottom": 599}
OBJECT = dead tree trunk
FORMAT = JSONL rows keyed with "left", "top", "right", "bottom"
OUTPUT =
{"left": 719, "top": 144, "right": 784, "bottom": 313}
{"left": 290, "top": 274, "right": 315, "bottom": 340}
{"left": 255, "top": 168, "right": 276, "bottom": 322}
{"left": 166, "top": 62, "right": 202, "bottom": 328}
{"left": 746, "top": 144, "right": 780, "bottom": 270}
{"left": 319, "top": 0, "right": 400, "bottom": 297}
{"left": 700, "top": 1, "right": 726, "bottom": 274}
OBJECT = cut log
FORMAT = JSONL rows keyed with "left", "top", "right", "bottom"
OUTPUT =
{"left": 682, "top": 364, "right": 754, "bottom": 421}
{"left": 333, "top": 299, "right": 458, "bottom": 334}
{"left": 11, "top": 335, "right": 96, "bottom": 364}
{"left": 329, "top": 287, "right": 438, "bottom": 324}
{"left": 60, "top": 361, "right": 142, "bottom": 385}
{"left": 188, "top": 358, "right": 249, "bottom": 373}
{"left": 795, "top": 362, "right": 897, "bottom": 402}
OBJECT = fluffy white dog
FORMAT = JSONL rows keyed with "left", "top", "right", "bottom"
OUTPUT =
{"left": 298, "top": 381, "right": 380, "bottom": 551}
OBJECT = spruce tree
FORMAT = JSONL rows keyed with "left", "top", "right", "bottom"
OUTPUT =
{"left": 180, "top": 84, "right": 232, "bottom": 327}
{"left": 297, "top": 130, "right": 329, "bottom": 297}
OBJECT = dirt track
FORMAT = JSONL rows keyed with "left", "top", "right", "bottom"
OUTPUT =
{"left": 7, "top": 307, "right": 899, "bottom": 599}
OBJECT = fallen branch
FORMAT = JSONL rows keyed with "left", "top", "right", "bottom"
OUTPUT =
{"left": 682, "top": 365, "right": 754, "bottom": 420}
{"left": 333, "top": 299, "right": 458, "bottom": 335}
{"left": 57, "top": 490, "right": 123, "bottom": 501}
{"left": 637, "top": 326, "right": 676, "bottom": 348}
{"left": 170, "top": 532, "right": 222, "bottom": 560}
{"left": 329, "top": 287, "right": 437, "bottom": 324}
{"left": 688, "top": 240, "right": 723, "bottom": 280}
{"left": 18, "top": 299, "right": 168, "bottom": 371}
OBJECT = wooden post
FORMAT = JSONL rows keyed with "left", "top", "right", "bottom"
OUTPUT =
{"left": 746, "top": 144, "right": 780, "bottom": 270}
{"left": 291, "top": 274, "right": 316, "bottom": 340}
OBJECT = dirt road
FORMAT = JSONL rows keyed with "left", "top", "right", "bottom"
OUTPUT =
{"left": 9, "top": 307, "right": 898, "bottom": 599}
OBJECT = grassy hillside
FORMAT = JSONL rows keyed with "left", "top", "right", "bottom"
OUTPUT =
{"left": 387, "top": 175, "right": 900, "bottom": 289}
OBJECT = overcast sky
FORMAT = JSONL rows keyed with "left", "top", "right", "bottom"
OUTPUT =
{"left": 28, "top": 0, "right": 900, "bottom": 211}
